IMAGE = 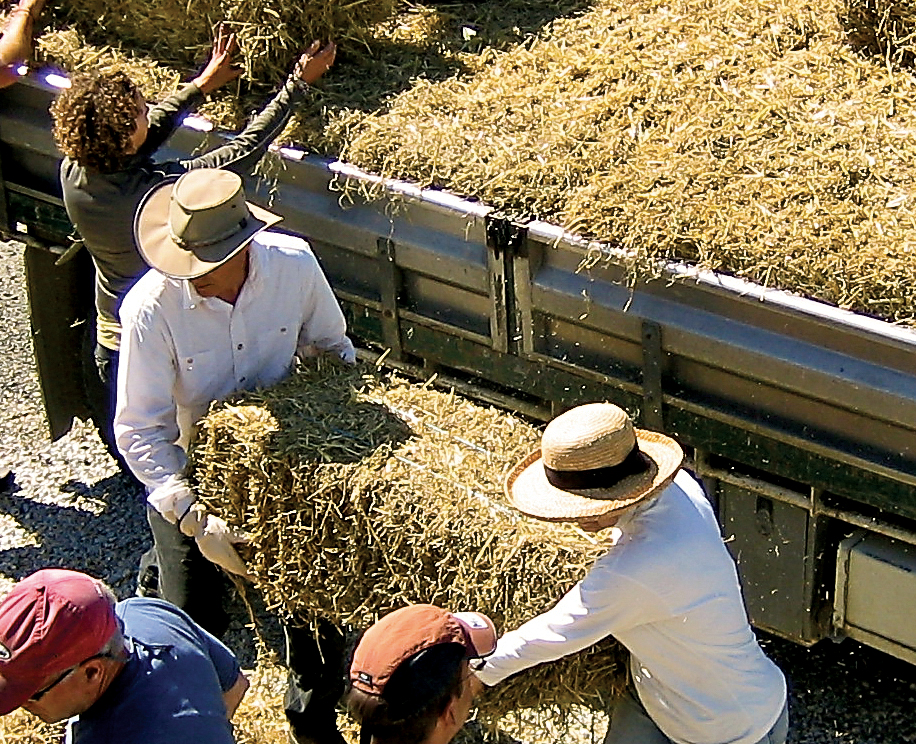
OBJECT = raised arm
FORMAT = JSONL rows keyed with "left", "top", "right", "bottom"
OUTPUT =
{"left": 180, "top": 41, "right": 336, "bottom": 176}
{"left": 191, "top": 25, "right": 242, "bottom": 95}
{"left": 140, "top": 27, "right": 240, "bottom": 154}
{"left": 0, "top": 0, "right": 45, "bottom": 87}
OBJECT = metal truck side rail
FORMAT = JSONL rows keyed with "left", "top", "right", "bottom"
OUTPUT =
{"left": 2, "top": 75, "right": 916, "bottom": 657}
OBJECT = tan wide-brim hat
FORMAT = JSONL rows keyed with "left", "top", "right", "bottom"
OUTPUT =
{"left": 134, "top": 168, "right": 282, "bottom": 280}
{"left": 506, "top": 402, "right": 683, "bottom": 521}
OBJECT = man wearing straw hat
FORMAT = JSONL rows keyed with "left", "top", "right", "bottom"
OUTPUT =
{"left": 476, "top": 402, "right": 788, "bottom": 744}
{"left": 345, "top": 604, "right": 497, "bottom": 744}
{"left": 0, "top": 568, "right": 248, "bottom": 742}
{"left": 116, "top": 165, "right": 354, "bottom": 619}
{"left": 115, "top": 166, "right": 354, "bottom": 744}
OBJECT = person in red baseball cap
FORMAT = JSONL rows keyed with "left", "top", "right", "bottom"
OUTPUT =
{"left": 345, "top": 604, "right": 497, "bottom": 744}
{"left": 0, "top": 568, "right": 122, "bottom": 721}
{"left": 0, "top": 568, "right": 248, "bottom": 743}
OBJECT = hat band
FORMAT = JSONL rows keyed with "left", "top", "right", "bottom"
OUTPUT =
{"left": 170, "top": 217, "right": 249, "bottom": 251}
{"left": 543, "top": 446, "right": 649, "bottom": 493}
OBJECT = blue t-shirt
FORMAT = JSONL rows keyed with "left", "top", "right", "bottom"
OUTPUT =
{"left": 68, "top": 597, "right": 241, "bottom": 744}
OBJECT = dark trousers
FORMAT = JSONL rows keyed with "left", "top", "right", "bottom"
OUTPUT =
{"left": 284, "top": 618, "right": 350, "bottom": 744}
{"left": 88, "top": 342, "right": 141, "bottom": 483}
{"left": 87, "top": 342, "right": 120, "bottom": 461}
{"left": 146, "top": 505, "right": 230, "bottom": 637}
{"left": 91, "top": 342, "right": 162, "bottom": 601}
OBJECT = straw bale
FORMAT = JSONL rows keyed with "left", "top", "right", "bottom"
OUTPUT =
{"left": 37, "top": 28, "right": 180, "bottom": 97}
{"left": 190, "top": 360, "right": 628, "bottom": 722}
{"left": 232, "top": 662, "right": 295, "bottom": 744}
{"left": 337, "top": 0, "right": 916, "bottom": 324}
{"left": 33, "top": 0, "right": 916, "bottom": 321}
{"left": 44, "top": 0, "right": 399, "bottom": 83}
{"left": 842, "top": 0, "right": 916, "bottom": 65}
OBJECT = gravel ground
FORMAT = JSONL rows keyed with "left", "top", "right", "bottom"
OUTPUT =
{"left": 1, "top": 238, "right": 916, "bottom": 743}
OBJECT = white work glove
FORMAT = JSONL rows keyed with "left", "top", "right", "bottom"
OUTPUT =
{"left": 297, "top": 337, "right": 356, "bottom": 365}
{"left": 338, "top": 340, "right": 356, "bottom": 365}
{"left": 179, "top": 504, "right": 252, "bottom": 578}
{"left": 147, "top": 474, "right": 196, "bottom": 525}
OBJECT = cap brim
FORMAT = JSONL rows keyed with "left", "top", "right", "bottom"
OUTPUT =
{"left": 0, "top": 671, "right": 45, "bottom": 715}
{"left": 505, "top": 429, "right": 683, "bottom": 521}
{"left": 134, "top": 177, "right": 283, "bottom": 279}
{"left": 451, "top": 612, "right": 497, "bottom": 658}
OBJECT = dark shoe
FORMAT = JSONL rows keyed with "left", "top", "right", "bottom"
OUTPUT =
{"left": 136, "top": 562, "right": 160, "bottom": 598}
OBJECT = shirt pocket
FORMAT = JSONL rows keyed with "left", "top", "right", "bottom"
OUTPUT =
{"left": 175, "top": 349, "right": 225, "bottom": 408}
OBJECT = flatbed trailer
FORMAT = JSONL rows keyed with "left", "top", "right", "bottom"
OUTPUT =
{"left": 2, "top": 74, "right": 916, "bottom": 663}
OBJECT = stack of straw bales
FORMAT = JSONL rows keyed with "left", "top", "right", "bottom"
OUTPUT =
{"left": 48, "top": 0, "right": 399, "bottom": 81}
{"left": 190, "top": 360, "right": 628, "bottom": 723}
{"left": 30, "top": 0, "right": 916, "bottom": 322}
{"left": 338, "top": 0, "right": 916, "bottom": 324}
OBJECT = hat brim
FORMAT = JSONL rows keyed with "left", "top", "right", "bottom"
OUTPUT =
{"left": 451, "top": 612, "right": 497, "bottom": 658}
{"left": 505, "top": 429, "right": 683, "bottom": 521}
{"left": 134, "top": 176, "right": 283, "bottom": 280}
{"left": 0, "top": 670, "right": 47, "bottom": 715}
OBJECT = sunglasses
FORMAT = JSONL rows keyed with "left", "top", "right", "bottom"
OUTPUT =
{"left": 27, "top": 654, "right": 106, "bottom": 703}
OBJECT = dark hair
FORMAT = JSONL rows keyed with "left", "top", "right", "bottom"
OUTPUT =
{"left": 51, "top": 70, "right": 141, "bottom": 173}
{"left": 346, "top": 642, "right": 467, "bottom": 744}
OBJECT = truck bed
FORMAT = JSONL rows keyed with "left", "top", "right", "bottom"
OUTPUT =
{"left": 3, "top": 74, "right": 916, "bottom": 657}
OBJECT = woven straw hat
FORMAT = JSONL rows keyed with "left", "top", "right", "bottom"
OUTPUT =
{"left": 505, "top": 402, "right": 683, "bottom": 521}
{"left": 134, "top": 168, "right": 282, "bottom": 280}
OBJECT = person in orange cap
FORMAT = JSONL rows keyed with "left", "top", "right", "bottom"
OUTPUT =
{"left": 345, "top": 604, "right": 497, "bottom": 744}
{"left": 476, "top": 402, "right": 788, "bottom": 744}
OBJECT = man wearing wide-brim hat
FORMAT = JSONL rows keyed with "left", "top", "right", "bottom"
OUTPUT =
{"left": 475, "top": 402, "right": 788, "bottom": 744}
{"left": 114, "top": 167, "right": 355, "bottom": 744}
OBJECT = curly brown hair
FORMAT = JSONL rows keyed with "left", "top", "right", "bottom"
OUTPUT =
{"left": 51, "top": 70, "right": 141, "bottom": 173}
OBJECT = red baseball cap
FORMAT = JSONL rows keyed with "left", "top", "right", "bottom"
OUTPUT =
{"left": 350, "top": 604, "right": 497, "bottom": 696}
{"left": 0, "top": 569, "right": 118, "bottom": 714}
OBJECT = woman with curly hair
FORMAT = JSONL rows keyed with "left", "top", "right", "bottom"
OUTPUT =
{"left": 50, "top": 29, "right": 335, "bottom": 477}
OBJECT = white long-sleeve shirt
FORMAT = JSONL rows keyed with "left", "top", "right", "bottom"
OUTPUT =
{"left": 477, "top": 470, "right": 786, "bottom": 744}
{"left": 114, "top": 232, "right": 354, "bottom": 499}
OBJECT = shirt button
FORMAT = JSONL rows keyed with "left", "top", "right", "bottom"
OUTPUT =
{"left": 237, "top": 343, "right": 244, "bottom": 350}
{"left": 280, "top": 327, "right": 287, "bottom": 333}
